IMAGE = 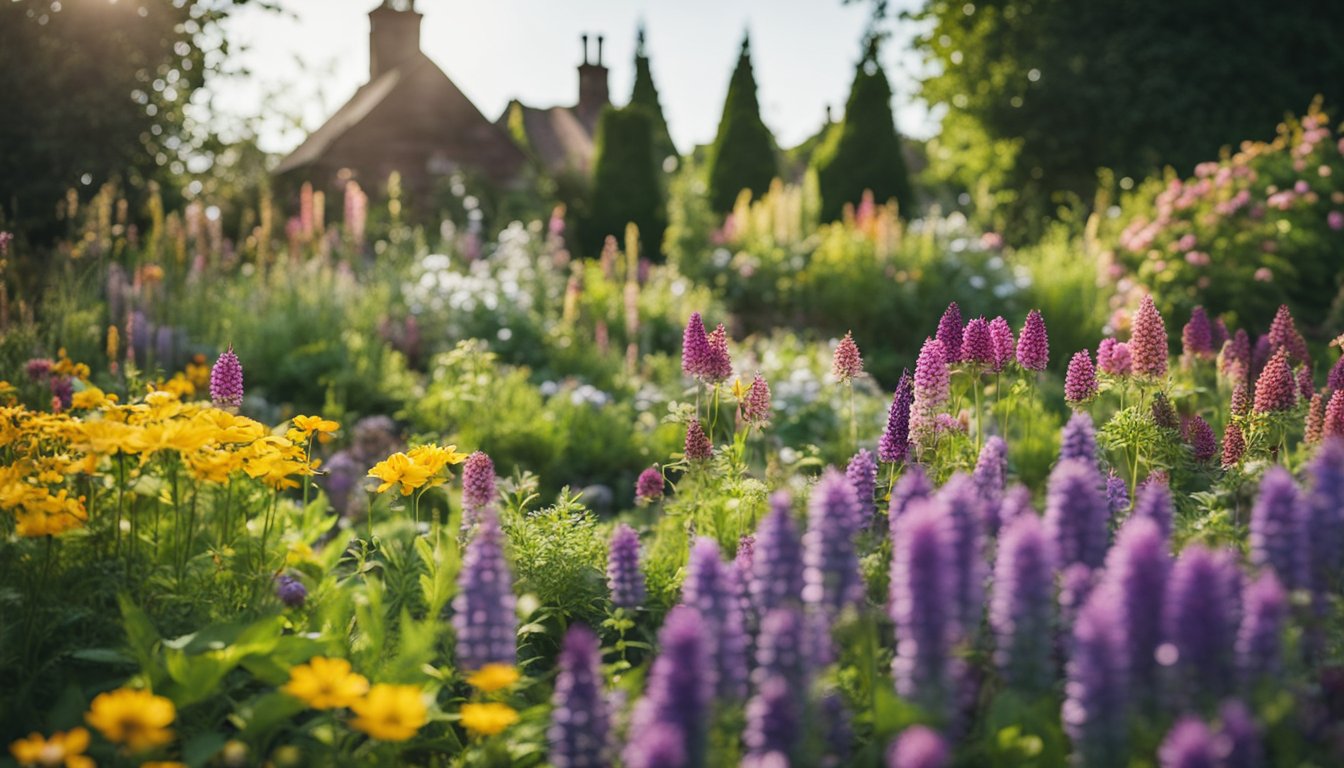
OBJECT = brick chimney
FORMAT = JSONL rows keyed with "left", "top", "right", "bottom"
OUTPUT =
{"left": 369, "top": 0, "right": 422, "bottom": 80}
{"left": 576, "top": 33, "right": 610, "bottom": 132}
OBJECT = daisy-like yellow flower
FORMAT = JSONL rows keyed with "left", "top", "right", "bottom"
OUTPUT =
{"left": 84, "top": 688, "right": 176, "bottom": 751}
{"left": 465, "top": 663, "right": 521, "bottom": 693}
{"left": 459, "top": 702, "right": 519, "bottom": 737}
{"left": 282, "top": 657, "right": 370, "bottom": 710}
{"left": 292, "top": 415, "right": 340, "bottom": 437}
{"left": 348, "top": 684, "right": 428, "bottom": 742}
{"left": 70, "top": 386, "right": 112, "bottom": 411}
{"left": 367, "top": 452, "right": 433, "bottom": 496}
{"left": 8, "top": 726, "right": 93, "bottom": 768}
{"left": 407, "top": 443, "right": 468, "bottom": 478}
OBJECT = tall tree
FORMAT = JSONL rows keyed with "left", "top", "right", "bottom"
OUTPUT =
{"left": 629, "top": 26, "right": 677, "bottom": 168}
{"left": 586, "top": 106, "right": 666, "bottom": 259}
{"left": 706, "top": 35, "right": 778, "bottom": 212}
{"left": 813, "top": 38, "right": 914, "bottom": 221}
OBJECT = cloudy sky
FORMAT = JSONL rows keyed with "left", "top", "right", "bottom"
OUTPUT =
{"left": 208, "top": 0, "right": 933, "bottom": 155}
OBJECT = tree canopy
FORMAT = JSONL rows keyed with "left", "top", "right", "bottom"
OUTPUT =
{"left": 629, "top": 26, "right": 677, "bottom": 168}
{"left": 586, "top": 106, "right": 666, "bottom": 260}
{"left": 706, "top": 35, "right": 778, "bottom": 213}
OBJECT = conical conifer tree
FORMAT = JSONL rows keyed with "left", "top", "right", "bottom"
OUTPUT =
{"left": 706, "top": 34, "right": 777, "bottom": 212}
{"left": 586, "top": 105, "right": 666, "bottom": 259}
{"left": 629, "top": 26, "right": 677, "bottom": 167}
{"left": 813, "top": 38, "right": 914, "bottom": 221}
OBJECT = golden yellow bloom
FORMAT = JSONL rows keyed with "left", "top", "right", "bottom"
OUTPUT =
{"left": 348, "top": 684, "right": 428, "bottom": 742}
{"left": 155, "top": 373, "right": 196, "bottom": 400}
{"left": 282, "top": 657, "right": 370, "bottom": 710}
{"left": 367, "top": 452, "right": 433, "bottom": 496}
{"left": 184, "top": 355, "right": 210, "bottom": 390}
{"left": 84, "top": 688, "right": 176, "bottom": 751}
{"left": 106, "top": 325, "right": 120, "bottom": 365}
{"left": 70, "top": 386, "right": 110, "bottom": 411}
{"left": 292, "top": 415, "right": 340, "bottom": 437}
{"left": 286, "top": 541, "right": 317, "bottom": 566}
{"left": 406, "top": 444, "right": 468, "bottom": 485}
{"left": 8, "top": 726, "right": 94, "bottom": 768}
{"left": 459, "top": 702, "right": 519, "bottom": 737}
{"left": 74, "top": 419, "right": 134, "bottom": 455}
{"left": 465, "top": 663, "right": 521, "bottom": 693}
{"left": 731, "top": 377, "right": 749, "bottom": 400}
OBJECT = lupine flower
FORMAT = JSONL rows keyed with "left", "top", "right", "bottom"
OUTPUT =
{"left": 889, "top": 465, "right": 933, "bottom": 526}
{"left": 1306, "top": 392, "right": 1326, "bottom": 443}
{"left": 1133, "top": 478, "right": 1174, "bottom": 540}
{"left": 1158, "top": 717, "right": 1218, "bottom": 768}
{"left": 210, "top": 346, "right": 244, "bottom": 409}
{"left": 1163, "top": 546, "right": 1241, "bottom": 704}
{"left": 1306, "top": 439, "right": 1344, "bottom": 596}
{"left": 1295, "top": 368, "right": 1313, "bottom": 406}
{"left": 961, "top": 317, "right": 994, "bottom": 367}
{"left": 820, "top": 690, "right": 853, "bottom": 768}
{"left": 1045, "top": 459, "right": 1109, "bottom": 570}
{"left": 886, "top": 726, "right": 950, "bottom": 768}
{"left": 1063, "top": 589, "right": 1130, "bottom": 768}
{"left": 453, "top": 513, "right": 516, "bottom": 671}
{"left": 1236, "top": 570, "right": 1287, "bottom": 690}
{"left": 635, "top": 466, "right": 665, "bottom": 504}
{"left": 1098, "top": 516, "right": 1170, "bottom": 700}
{"left": 685, "top": 419, "right": 712, "bottom": 461}
{"left": 911, "top": 337, "right": 951, "bottom": 439}
{"left": 1182, "top": 415, "right": 1217, "bottom": 463}
{"left": 1151, "top": 392, "right": 1180, "bottom": 431}
{"left": 989, "top": 316, "right": 1016, "bottom": 372}
{"left": 890, "top": 498, "right": 959, "bottom": 721}
{"left": 1328, "top": 356, "right": 1344, "bottom": 391}
{"left": 1065, "top": 350, "right": 1099, "bottom": 404}
{"left": 846, "top": 450, "right": 878, "bottom": 527}
{"left": 733, "top": 536, "right": 757, "bottom": 635}
{"left": 681, "top": 538, "right": 749, "bottom": 700}
{"left": 972, "top": 435, "right": 1007, "bottom": 511}
{"left": 705, "top": 324, "right": 734, "bottom": 383}
{"left": 754, "top": 606, "right": 810, "bottom": 694}
{"left": 549, "top": 625, "right": 610, "bottom": 768}
{"left": 1267, "top": 304, "right": 1309, "bottom": 364}
{"left": 743, "top": 676, "right": 799, "bottom": 760}
{"left": 682, "top": 312, "right": 712, "bottom": 379}
{"left": 803, "top": 469, "right": 865, "bottom": 617}
{"left": 743, "top": 373, "right": 772, "bottom": 423}
{"left": 461, "top": 451, "right": 497, "bottom": 531}
{"left": 607, "top": 524, "right": 645, "bottom": 610}
{"left": 1221, "top": 330, "right": 1253, "bottom": 381}
{"left": 1218, "top": 700, "right": 1263, "bottom": 768}
{"left": 1016, "top": 310, "right": 1049, "bottom": 371}
{"left": 1058, "top": 563, "right": 1095, "bottom": 634}
{"left": 832, "top": 331, "right": 864, "bottom": 381}
{"left": 1326, "top": 389, "right": 1344, "bottom": 438}
{"left": 623, "top": 607, "right": 712, "bottom": 768}
{"left": 1105, "top": 472, "right": 1129, "bottom": 519}
{"left": 1230, "top": 380, "right": 1251, "bottom": 416}
{"left": 996, "top": 484, "right": 1033, "bottom": 531}
{"left": 1059, "top": 411, "right": 1098, "bottom": 463}
{"left": 879, "top": 371, "right": 914, "bottom": 463}
{"left": 991, "top": 513, "right": 1056, "bottom": 692}
{"left": 940, "top": 474, "right": 987, "bottom": 636}
{"left": 275, "top": 574, "right": 308, "bottom": 608}
{"left": 1249, "top": 467, "right": 1308, "bottom": 589}
{"left": 1130, "top": 295, "right": 1169, "bottom": 378}
{"left": 936, "top": 302, "right": 964, "bottom": 363}
{"left": 1221, "top": 423, "right": 1247, "bottom": 467}
{"left": 1181, "top": 307, "right": 1215, "bottom": 360}
{"left": 1251, "top": 335, "right": 1272, "bottom": 378}
{"left": 751, "top": 492, "right": 805, "bottom": 616}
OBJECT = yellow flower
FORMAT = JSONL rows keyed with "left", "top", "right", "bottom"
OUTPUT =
{"left": 184, "top": 355, "right": 210, "bottom": 390}
{"left": 348, "top": 684, "right": 428, "bottom": 742}
{"left": 70, "top": 386, "right": 110, "bottom": 411}
{"left": 292, "top": 415, "right": 340, "bottom": 437}
{"left": 465, "top": 663, "right": 520, "bottom": 693}
{"left": 8, "top": 726, "right": 94, "bottom": 768}
{"left": 731, "top": 377, "right": 749, "bottom": 401}
{"left": 282, "top": 657, "right": 369, "bottom": 710}
{"left": 459, "top": 702, "right": 519, "bottom": 737}
{"left": 84, "top": 688, "right": 176, "bottom": 752}
{"left": 367, "top": 452, "right": 433, "bottom": 496}
{"left": 407, "top": 443, "right": 468, "bottom": 478}
{"left": 140, "top": 763, "right": 188, "bottom": 768}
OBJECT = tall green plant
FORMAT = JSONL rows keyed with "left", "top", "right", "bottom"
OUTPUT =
{"left": 586, "top": 106, "right": 666, "bottom": 260}
{"left": 706, "top": 35, "right": 778, "bottom": 212}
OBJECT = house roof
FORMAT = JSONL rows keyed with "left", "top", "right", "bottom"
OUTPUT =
{"left": 502, "top": 102, "right": 597, "bottom": 177}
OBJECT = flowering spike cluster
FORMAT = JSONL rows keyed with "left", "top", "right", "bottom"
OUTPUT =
{"left": 1163, "top": 546, "right": 1241, "bottom": 704}
{"left": 742, "top": 676, "right": 799, "bottom": 761}
{"left": 685, "top": 419, "right": 713, "bottom": 461}
{"left": 989, "top": 316, "right": 1016, "bottom": 372}
{"left": 1267, "top": 304, "right": 1309, "bottom": 364}
{"left": 608, "top": 524, "right": 646, "bottom": 610}
{"left": 972, "top": 435, "right": 1007, "bottom": 511}
{"left": 751, "top": 492, "right": 805, "bottom": 616}
{"left": 1063, "top": 590, "right": 1130, "bottom": 768}
{"left": 1098, "top": 517, "right": 1170, "bottom": 700}
{"left": 1230, "top": 380, "right": 1251, "bottom": 416}
{"left": 1296, "top": 365, "right": 1314, "bottom": 402}
{"left": 879, "top": 371, "right": 914, "bottom": 463}
{"left": 1158, "top": 717, "right": 1218, "bottom": 768}
{"left": 1182, "top": 415, "right": 1217, "bottom": 463}
{"left": 743, "top": 373, "right": 772, "bottom": 423}
{"left": 1253, "top": 349, "right": 1297, "bottom": 413}
{"left": 452, "top": 513, "right": 517, "bottom": 671}
{"left": 461, "top": 451, "right": 497, "bottom": 531}
{"left": 1151, "top": 392, "right": 1179, "bottom": 431}
{"left": 1059, "top": 411, "right": 1098, "bottom": 463}
{"left": 1065, "top": 350, "right": 1099, "bottom": 404}
{"left": 681, "top": 312, "right": 712, "bottom": 379}
{"left": 820, "top": 691, "right": 853, "bottom": 767}
{"left": 889, "top": 498, "right": 959, "bottom": 721}
{"left": 802, "top": 469, "right": 865, "bottom": 616}
{"left": 889, "top": 465, "right": 934, "bottom": 526}
{"left": 753, "top": 607, "right": 810, "bottom": 693}
{"left": 209, "top": 346, "right": 244, "bottom": 409}
{"left": 1045, "top": 459, "right": 1110, "bottom": 570}
{"left": 1306, "top": 439, "right": 1344, "bottom": 596}
{"left": 681, "top": 538, "right": 749, "bottom": 700}
{"left": 1221, "top": 329, "right": 1253, "bottom": 381}
{"left": 1130, "top": 295, "right": 1169, "bottom": 379}
{"left": 733, "top": 536, "right": 756, "bottom": 635}
{"left": 832, "top": 331, "right": 864, "bottom": 381}
{"left": 1058, "top": 563, "right": 1095, "bottom": 634}
{"left": 886, "top": 726, "right": 950, "bottom": 768}
{"left": 846, "top": 450, "right": 878, "bottom": 527}
{"left": 1219, "top": 700, "right": 1263, "bottom": 768}
{"left": 623, "top": 607, "right": 712, "bottom": 768}
{"left": 1105, "top": 472, "right": 1130, "bottom": 519}
{"left": 1326, "top": 390, "right": 1344, "bottom": 438}
{"left": 1221, "top": 423, "right": 1247, "bottom": 467}
{"left": 1016, "top": 310, "right": 1049, "bottom": 371}
{"left": 1306, "top": 392, "right": 1325, "bottom": 443}
{"left": 635, "top": 466, "right": 664, "bottom": 504}
{"left": 911, "top": 338, "right": 951, "bottom": 440}
{"left": 1181, "top": 306, "right": 1215, "bottom": 360}
{"left": 1236, "top": 570, "right": 1287, "bottom": 690}
{"left": 1251, "top": 335, "right": 1272, "bottom": 379}
{"left": 961, "top": 317, "right": 995, "bottom": 367}
{"left": 990, "top": 513, "right": 1056, "bottom": 692}
{"left": 936, "top": 302, "right": 964, "bottom": 364}
{"left": 1249, "top": 467, "right": 1308, "bottom": 589}
{"left": 1098, "top": 338, "right": 1133, "bottom": 376}
{"left": 996, "top": 484, "right": 1033, "bottom": 531}
{"left": 938, "top": 475, "right": 987, "bottom": 637}
{"left": 1133, "top": 479, "right": 1173, "bottom": 540}
{"left": 548, "top": 625, "right": 610, "bottom": 768}
{"left": 1329, "top": 355, "right": 1344, "bottom": 391}
{"left": 705, "top": 324, "right": 733, "bottom": 383}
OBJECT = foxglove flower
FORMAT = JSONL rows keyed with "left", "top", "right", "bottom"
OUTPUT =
{"left": 1253, "top": 349, "right": 1296, "bottom": 413}
{"left": 939, "top": 474, "right": 986, "bottom": 636}
{"left": 936, "top": 302, "right": 964, "bottom": 363}
{"left": 453, "top": 513, "right": 516, "bottom": 670}
{"left": 1065, "top": 350, "right": 1099, "bottom": 403}
{"left": 890, "top": 498, "right": 959, "bottom": 721}
{"left": 1098, "top": 516, "right": 1170, "bottom": 700}
{"left": 461, "top": 451, "right": 497, "bottom": 531}
{"left": 960, "top": 317, "right": 994, "bottom": 367}
{"left": 681, "top": 538, "right": 749, "bottom": 700}
{"left": 635, "top": 466, "right": 664, "bottom": 504}
{"left": 623, "top": 607, "right": 712, "bottom": 768}
{"left": 1132, "top": 478, "right": 1173, "bottom": 540}
{"left": 1221, "top": 423, "right": 1247, "bottom": 467}
{"left": 1158, "top": 717, "right": 1218, "bottom": 768}
{"left": 1130, "top": 295, "right": 1169, "bottom": 379}
{"left": 753, "top": 607, "right": 810, "bottom": 692}
{"left": 1267, "top": 304, "right": 1309, "bottom": 364}
{"left": 832, "top": 331, "right": 864, "bottom": 381}
{"left": 1063, "top": 590, "right": 1130, "bottom": 768}
{"left": 1181, "top": 306, "right": 1214, "bottom": 360}
{"left": 879, "top": 372, "right": 914, "bottom": 463}
{"left": 1218, "top": 700, "right": 1263, "bottom": 768}
{"left": 1249, "top": 467, "right": 1308, "bottom": 589}
{"left": 886, "top": 726, "right": 950, "bottom": 768}
{"left": 1163, "top": 546, "right": 1241, "bottom": 704}
{"left": 681, "top": 312, "right": 712, "bottom": 379}
{"left": 803, "top": 470, "right": 865, "bottom": 616}
{"left": 705, "top": 323, "right": 734, "bottom": 383}
{"left": 1059, "top": 411, "right": 1098, "bottom": 463}
{"left": 972, "top": 435, "right": 1007, "bottom": 511}
{"left": 608, "top": 524, "right": 645, "bottom": 610}
{"left": 846, "top": 450, "right": 878, "bottom": 527}
{"left": 1182, "top": 415, "right": 1217, "bottom": 463}
{"left": 1236, "top": 570, "right": 1287, "bottom": 691}
{"left": 1105, "top": 471, "right": 1130, "bottom": 519}
{"left": 549, "top": 625, "right": 610, "bottom": 768}
{"left": 889, "top": 465, "right": 933, "bottom": 526}
{"left": 743, "top": 676, "right": 799, "bottom": 760}
{"left": 1326, "top": 389, "right": 1344, "bottom": 438}
{"left": 751, "top": 492, "right": 805, "bottom": 616}
{"left": 743, "top": 373, "right": 772, "bottom": 423}
{"left": 210, "top": 346, "right": 244, "bottom": 409}
{"left": 989, "top": 316, "right": 1016, "bottom": 372}
{"left": 685, "top": 419, "right": 712, "bottom": 461}
{"left": 1045, "top": 459, "right": 1109, "bottom": 570}
{"left": 991, "top": 513, "right": 1056, "bottom": 692}
{"left": 1016, "top": 310, "right": 1049, "bottom": 371}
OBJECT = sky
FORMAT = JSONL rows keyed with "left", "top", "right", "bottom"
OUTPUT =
{"left": 208, "top": 0, "right": 933, "bottom": 156}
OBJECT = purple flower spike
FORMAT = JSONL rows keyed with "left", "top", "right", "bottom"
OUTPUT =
{"left": 832, "top": 331, "right": 864, "bottom": 381}
{"left": 1328, "top": 355, "right": 1344, "bottom": 391}
{"left": 1060, "top": 411, "right": 1098, "bottom": 463}
{"left": 1163, "top": 546, "right": 1242, "bottom": 704}
{"left": 210, "top": 346, "right": 244, "bottom": 409}
{"left": 879, "top": 371, "right": 914, "bottom": 463}
{"left": 1098, "top": 516, "right": 1170, "bottom": 700}
{"left": 1182, "top": 416, "right": 1217, "bottom": 463}
{"left": 1306, "top": 439, "right": 1344, "bottom": 596}
{"left": 938, "top": 474, "right": 987, "bottom": 636}
{"left": 452, "top": 513, "right": 517, "bottom": 671}
{"left": 1058, "top": 563, "right": 1095, "bottom": 634}
{"left": 681, "top": 312, "right": 712, "bottom": 379}
{"left": 1306, "top": 393, "right": 1325, "bottom": 444}
{"left": 549, "top": 625, "right": 610, "bottom": 768}
{"left": 635, "top": 465, "right": 665, "bottom": 504}
{"left": 890, "top": 498, "right": 959, "bottom": 721}
{"left": 991, "top": 513, "right": 1056, "bottom": 692}
{"left": 1249, "top": 467, "right": 1308, "bottom": 590}
{"left": 803, "top": 469, "right": 865, "bottom": 616}
{"left": 751, "top": 492, "right": 805, "bottom": 616}
{"left": 1105, "top": 471, "right": 1130, "bottom": 518}
{"left": 1222, "top": 423, "right": 1247, "bottom": 467}
{"left": 743, "top": 373, "right": 772, "bottom": 424}
{"left": 1253, "top": 349, "right": 1297, "bottom": 413}
{"left": 961, "top": 317, "right": 995, "bottom": 367}
{"left": 705, "top": 323, "right": 734, "bottom": 383}
{"left": 1065, "top": 350, "right": 1099, "bottom": 404}
{"left": 743, "top": 676, "right": 800, "bottom": 760}
{"left": 989, "top": 316, "right": 1016, "bottom": 372}
{"left": 1045, "top": 459, "right": 1110, "bottom": 570}
{"left": 753, "top": 607, "right": 810, "bottom": 693}
{"left": 1132, "top": 478, "right": 1174, "bottom": 540}
{"left": 624, "top": 722, "right": 686, "bottom": 768}
{"left": 1098, "top": 338, "right": 1133, "bottom": 376}
{"left": 1326, "top": 390, "right": 1344, "bottom": 438}
{"left": 912, "top": 337, "right": 951, "bottom": 440}
{"left": 1182, "top": 306, "right": 1215, "bottom": 360}
{"left": 1158, "top": 717, "right": 1219, "bottom": 768}
{"left": 461, "top": 451, "right": 497, "bottom": 531}
{"left": 1016, "top": 310, "right": 1049, "bottom": 371}
{"left": 889, "top": 465, "right": 934, "bottom": 527}
{"left": 1296, "top": 365, "right": 1314, "bottom": 403}
{"left": 1218, "top": 700, "right": 1263, "bottom": 768}
{"left": 1267, "top": 304, "right": 1309, "bottom": 365}
{"left": 1237, "top": 570, "right": 1287, "bottom": 691}
{"left": 624, "top": 606, "right": 712, "bottom": 768}
{"left": 1131, "top": 295, "right": 1169, "bottom": 379}
{"left": 846, "top": 449, "right": 878, "bottom": 527}
{"left": 996, "top": 484, "right": 1033, "bottom": 531}
{"left": 936, "top": 302, "right": 964, "bottom": 364}
{"left": 886, "top": 725, "right": 950, "bottom": 768}
{"left": 972, "top": 435, "right": 1008, "bottom": 510}
{"left": 685, "top": 419, "right": 713, "bottom": 461}
{"left": 681, "top": 537, "right": 749, "bottom": 700}
{"left": 1221, "top": 329, "right": 1253, "bottom": 381}
{"left": 608, "top": 524, "right": 646, "bottom": 610}
{"left": 1063, "top": 590, "right": 1130, "bottom": 768}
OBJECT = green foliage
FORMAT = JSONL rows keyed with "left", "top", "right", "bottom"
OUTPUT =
{"left": 585, "top": 106, "right": 666, "bottom": 260}
{"left": 504, "top": 490, "right": 609, "bottom": 632}
{"left": 706, "top": 36, "right": 779, "bottom": 212}
{"left": 629, "top": 27, "right": 678, "bottom": 166}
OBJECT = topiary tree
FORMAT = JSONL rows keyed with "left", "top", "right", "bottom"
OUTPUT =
{"left": 585, "top": 106, "right": 666, "bottom": 259}
{"left": 706, "top": 35, "right": 778, "bottom": 212}
{"left": 812, "top": 39, "right": 914, "bottom": 221}
{"left": 630, "top": 26, "right": 677, "bottom": 168}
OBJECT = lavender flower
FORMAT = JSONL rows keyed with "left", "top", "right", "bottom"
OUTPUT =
{"left": 685, "top": 419, "right": 712, "bottom": 461}
{"left": 608, "top": 524, "right": 646, "bottom": 610}
{"left": 1098, "top": 516, "right": 1170, "bottom": 700}
{"left": 1163, "top": 546, "right": 1241, "bottom": 704}
{"left": 996, "top": 484, "right": 1033, "bottom": 531}
{"left": 803, "top": 469, "right": 865, "bottom": 616}
{"left": 461, "top": 451, "right": 497, "bottom": 531}
{"left": 846, "top": 449, "right": 878, "bottom": 527}
{"left": 1218, "top": 700, "right": 1263, "bottom": 768}
{"left": 1063, "top": 590, "right": 1130, "bottom": 768}
{"left": 991, "top": 513, "right": 1056, "bottom": 692}
{"left": 939, "top": 474, "right": 987, "bottom": 636}
{"left": 1133, "top": 478, "right": 1174, "bottom": 540}
{"left": 1058, "top": 563, "right": 1095, "bottom": 634}
{"left": 832, "top": 331, "right": 864, "bottom": 381}
{"left": 1181, "top": 306, "right": 1215, "bottom": 360}
{"left": 879, "top": 371, "right": 914, "bottom": 463}
{"left": 624, "top": 723, "right": 685, "bottom": 768}
{"left": 936, "top": 302, "right": 964, "bottom": 364}
{"left": 886, "top": 726, "right": 950, "bottom": 768}
{"left": 972, "top": 435, "right": 1008, "bottom": 518}
{"left": 743, "top": 676, "right": 799, "bottom": 760}
{"left": 1045, "top": 459, "right": 1109, "bottom": 570}
{"left": 751, "top": 492, "right": 805, "bottom": 616}
{"left": 961, "top": 317, "right": 995, "bottom": 367}
{"left": 1065, "top": 350, "right": 1099, "bottom": 403}
{"left": 682, "top": 312, "right": 712, "bottom": 379}
{"left": 753, "top": 607, "right": 810, "bottom": 693}
{"left": 210, "top": 346, "right": 244, "bottom": 409}
{"left": 1222, "top": 423, "right": 1247, "bottom": 467}
{"left": 1158, "top": 717, "right": 1218, "bottom": 768}
{"left": 1182, "top": 415, "right": 1218, "bottom": 463}
{"left": 1236, "top": 570, "right": 1287, "bottom": 691}
{"left": 1105, "top": 471, "right": 1130, "bottom": 519}
{"left": 452, "top": 513, "right": 516, "bottom": 670}
{"left": 1016, "top": 309, "right": 1049, "bottom": 371}
{"left": 681, "top": 538, "right": 750, "bottom": 700}
{"left": 1306, "top": 438, "right": 1344, "bottom": 595}
{"left": 1060, "top": 411, "right": 1098, "bottom": 463}
{"left": 1249, "top": 467, "right": 1308, "bottom": 589}
{"left": 549, "top": 625, "right": 610, "bottom": 768}
{"left": 1253, "top": 349, "right": 1296, "bottom": 413}
{"left": 889, "top": 465, "right": 934, "bottom": 526}
{"left": 989, "top": 316, "right": 1016, "bottom": 372}
{"left": 1296, "top": 365, "right": 1314, "bottom": 402}
{"left": 275, "top": 574, "right": 307, "bottom": 608}
{"left": 890, "top": 498, "right": 959, "bottom": 721}
{"left": 733, "top": 536, "right": 756, "bottom": 635}
{"left": 1131, "top": 295, "right": 1169, "bottom": 378}
{"left": 635, "top": 466, "right": 665, "bottom": 504}
{"left": 623, "top": 607, "right": 712, "bottom": 768}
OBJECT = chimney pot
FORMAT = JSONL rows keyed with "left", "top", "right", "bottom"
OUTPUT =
{"left": 597, "top": 34, "right": 605, "bottom": 66}
{"left": 581, "top": 33, "right": 589, "bottom": 65}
